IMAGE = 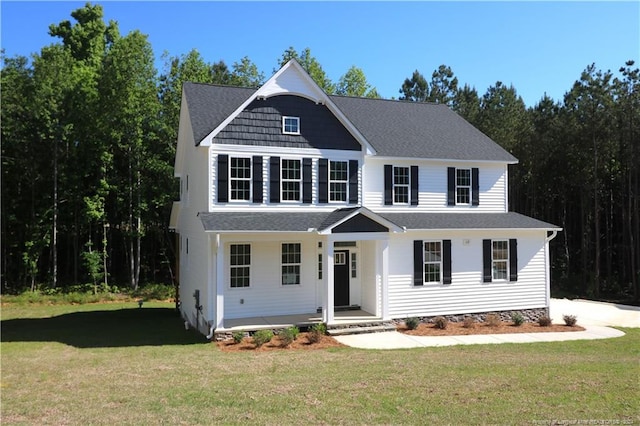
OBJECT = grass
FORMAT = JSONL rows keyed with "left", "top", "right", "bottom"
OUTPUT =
{"left": 2, "top": 303, "right": 639, "bottom": 425}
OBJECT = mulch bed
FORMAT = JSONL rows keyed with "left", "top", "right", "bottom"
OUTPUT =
{"left": 398, "top": 321, "right": 585, "bottom": 336}
{"left": 216, "top": 332, "right": 346, "bottom": 352}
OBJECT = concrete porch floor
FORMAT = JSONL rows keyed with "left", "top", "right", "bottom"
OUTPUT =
{"left": 218, "top": 309, "right": 380, "bottom": 332}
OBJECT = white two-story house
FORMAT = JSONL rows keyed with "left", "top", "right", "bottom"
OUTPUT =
{"left": 170, "top": 60, "right": 560, "bottom": 336}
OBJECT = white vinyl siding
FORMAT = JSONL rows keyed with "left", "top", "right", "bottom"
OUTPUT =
{"left": 364, "top": 159, "right": 507, "bottom": 212}
{"left": 387, "top": 231, "right": 547, "bottom": 319}
{"left": 223, "top": 237, "right": 317, "bottom": 319}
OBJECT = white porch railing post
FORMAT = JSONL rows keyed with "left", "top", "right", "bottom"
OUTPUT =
{"left": 215, "top": 234, "right": 225, "bottom": 329}
{"left": 380, "top": 238, "right": 390, "bottom": 320}
{"left": 322, "top": 238, "right": 335, "bottom": 324}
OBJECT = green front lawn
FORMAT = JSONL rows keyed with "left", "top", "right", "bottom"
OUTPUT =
{"left": 1, "top": 302, "right": 638, "bottom": 425}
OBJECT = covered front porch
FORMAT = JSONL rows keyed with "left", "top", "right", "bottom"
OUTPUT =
{"left": 200, "top": 207, "right": 404, "bottom": 332}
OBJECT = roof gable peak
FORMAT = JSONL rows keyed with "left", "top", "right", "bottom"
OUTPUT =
{"left": 256, "top": 59, "right": 327, "bottom": 104}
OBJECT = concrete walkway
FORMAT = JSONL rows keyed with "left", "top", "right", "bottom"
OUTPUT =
{"left": 334, "top": 299, "right": 638, "bottom": 350}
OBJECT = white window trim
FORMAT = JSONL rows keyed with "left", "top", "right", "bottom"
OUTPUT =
{"left": 282, "top": 116, "right": 300, "bottom": 135}
{"left": 229, "top": 156, "right": 252, "bottom": 202}
{"left": 281, "top": 242, "right": 302, "bottom": 286}
{"left": 456, "top": 168, "right": 471, "bottom": 205}
{"left": 491, "top": 240, "right": 509, "bottom": 281}
{"left": 329, "top": 160, "right": 349, "bottom": 203}
{"left": 393, "top": 166, "right": 410, "bottom": 205}
{"left": 423, "top": 241, "right": 442, "bottom": 284}
{"left": 281, "top": 158, "right": 302, "bottom": 203}
{"left": 229, "top": 243, "right": 251, "bottom": 289}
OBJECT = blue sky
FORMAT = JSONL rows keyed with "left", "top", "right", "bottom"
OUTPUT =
{"left": 1, "top": 1, "right": 638, "bottom": 106}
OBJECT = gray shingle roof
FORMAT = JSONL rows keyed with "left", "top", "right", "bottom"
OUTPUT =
{"left": 198, "top": 211, "right": 559, "bottom": 232}
{"left": 183, "top": 82, "right": 256, "bottom": 144}
{"left": 182, "top": 82, "right": 517, "bottom": 162}
{"left": 328, "top": 95, "right": 517, "bottom": 162}
{"left": 379, "top": 212, "right": 559, "bottom": 230}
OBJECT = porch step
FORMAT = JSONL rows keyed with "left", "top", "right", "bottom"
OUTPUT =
{"left": 327, "top": 322, "right": 397, "bottom": 336}
{"left": 317, "top": 305, "right": 361, "bottom": 313}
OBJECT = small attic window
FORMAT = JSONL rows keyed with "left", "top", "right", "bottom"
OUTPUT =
{"left": 282, "top": 116, "right": 300, "bottom": 135}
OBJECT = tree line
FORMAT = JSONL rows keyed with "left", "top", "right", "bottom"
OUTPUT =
{"left": 1, "top": 3, "right": 638, "bottom": 301}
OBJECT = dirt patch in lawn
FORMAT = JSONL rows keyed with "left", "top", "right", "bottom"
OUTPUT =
{"left": 216, "top": 332, "right": 346, "bottom": 352}
{"left": 398, "top": 321, "right": 585, "bottom": 336}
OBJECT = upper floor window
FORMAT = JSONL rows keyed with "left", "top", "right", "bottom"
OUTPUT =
{"left": 456, "top": 169, "right": 471, "bottom": 204}
{"left": 281, "top": 159, "right": 301, "bottom": 201}
{"left": 384, "top": 164, "right": 418, "bottom": 206}
{"left": 394, "top": 166, "right": 410, "bottom": 204}
{"left": 447, "top": 167, "right": 479, "bottom": 206}
{"left": 230, "top": 157, "right": 251, "bottom": 201}
{"left": 282, "top": 116, "right": 300, "bottom": 135}
{"left": 329, "top": 161, "right": 348, "bottom": 202}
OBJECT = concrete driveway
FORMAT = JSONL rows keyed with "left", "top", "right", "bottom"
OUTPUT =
{"left": 549, "top": 298, "right": 640, "bottom": 327}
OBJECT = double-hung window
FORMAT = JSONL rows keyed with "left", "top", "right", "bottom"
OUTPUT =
{"left": 492, "top": 240, "right": 509, "bottom": 281}
{"left": 282, "top": 243, "right": 301, "bottom": 285}
{"left": 281, "top": 159, "right": 301, "bottom": 201}
{"left": 393, "top": 166, "right": 410, "bottom": 204}
{"left": 282, "top": 116, "right": 300, "bottom": 135}
{"left": 423, "top": 241, "right": 442, "bottom": 283}
{"left": 230, "top": 244, "right": 251, "bottom": 288}
{"left": 329, "top": 161, "right": 348, "bottom": 202}
{"left": 456, "top": 169, "right": 471, "bottom": 204}
{"left": 230, "top": 157, "right": 251, "bottom": 201}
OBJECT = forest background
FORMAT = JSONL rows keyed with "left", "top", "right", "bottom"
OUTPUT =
{"left": 1, "top": 4, "right": 638, "bottom": 302}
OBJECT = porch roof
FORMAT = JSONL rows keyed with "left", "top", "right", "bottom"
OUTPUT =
{"left": 198, "top": 207, "right": 403, "bottom": 233}
{"left": 198, "top": 210, "right": 559, "bottom": 233}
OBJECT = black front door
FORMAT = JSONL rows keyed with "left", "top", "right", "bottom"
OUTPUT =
{"left": 334, "top": 250, "right": 350, "bottom": 307}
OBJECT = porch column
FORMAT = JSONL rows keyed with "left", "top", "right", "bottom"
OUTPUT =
{"left": 379, "top": 238, "right": 390, "bottom": 320}
{"left": 215, "top": 234, "right": 225, "bottom": 329}
{"left": 322, "top": 238, "right": 335, "bottom": 324}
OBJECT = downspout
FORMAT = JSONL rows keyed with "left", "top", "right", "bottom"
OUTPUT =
{"left": 206, "top": 322, "right": 215, "bottom": 340}
{"left": 544, "top": 230, "right": 559, "bottom": 315}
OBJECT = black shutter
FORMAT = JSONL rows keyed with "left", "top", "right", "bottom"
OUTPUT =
{"left": 442, "top": 240, "right": 452, "bottom": 284}
{"left": 302, "top": 158, "right": 312, "bottom": 204}
{"left": 472, "top": 167, "right": 480, "bottom": 206}
{"left": 319, "top": 159, "right": 328, "bottom": 203}
{"left": 269, "top": 156, "right": 280, "bottom": 203}
{"left": 252, "top": 156, "right": 263, "bottom": 203}
{"left": 413, "top": 240, "right": 424, "bottom": 286}
{"left": 410, "top": 165, "right": 419, "bottom": 206}
{"left": 349, "top": 160, "right": 358, "bottom": 204}
{"left": 482, "top": 239, "right": 492, "bottom": 283}
{"left": 447, "top": 167, "right": 456, "bottom": 206}
{"left": 217, "top": 154, "right": 228, "bottom": 203}
{"left": 384, "top": 165, "right": 393, "bottom": 205}
{"left": 509, "top": 239, "right": 518, "bottom": 281}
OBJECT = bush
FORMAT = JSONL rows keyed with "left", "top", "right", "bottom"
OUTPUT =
{"left": 463, "top": 317, "right": 476, "bottom": 328}
{"left": 538, "top": 316, "right": 553, "bottom": 327}
{"left": 485, "top": 313, "right": 502, "bottom": 327}
{"left": 308, "top": 323, "right": 326, "bottom": 343}
{"left": 232, "top": 331, "right": 245, "bottom": 344}
{"left": 511, "top": 312, "right": 525, "bottom": 327}
{"left": 404, "top": 317, "right": 420, "bottom": 330}
{"left": 433, "top": 316, "right": 448, "bottom": 330}
{"left": 279, "top": 326, "right": 300, "bottom": 347}
{"left": 252, "top": 329, "right": 274, "bottom": 347}
{"left": 562, "top": 314, "right": 578, "bottom": 327}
